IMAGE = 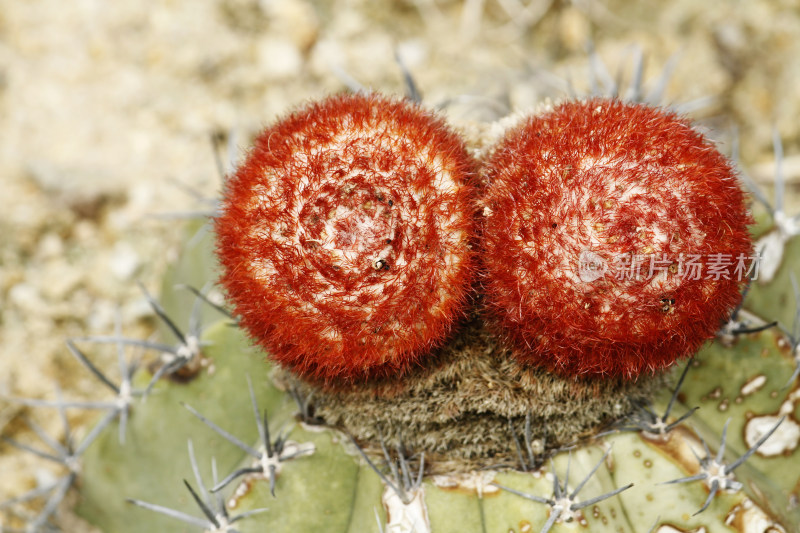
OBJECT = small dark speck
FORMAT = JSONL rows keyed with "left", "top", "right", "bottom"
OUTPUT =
{"left": 551, "top": 223, "right": 557, "bottom": 228}
{"left": 385, "top": 239, "right": 392, "bottom": 244}
{"left": 388, "top": 199, "right": 394, "bottom": 206}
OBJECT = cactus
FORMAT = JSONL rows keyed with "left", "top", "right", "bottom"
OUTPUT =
{"left": 71, "top": 216, "right": 799, "bottom": 533}
{"left": 3, "top": 88, "right": 800, "bottom": 533}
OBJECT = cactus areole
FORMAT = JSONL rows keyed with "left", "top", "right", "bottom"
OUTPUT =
{"left": 215, "top": 93, "right": 753, "bottom": 461}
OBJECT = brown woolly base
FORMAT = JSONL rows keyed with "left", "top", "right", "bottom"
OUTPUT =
{"left": 274, "top": 316, "right": 669, "bottom": 473}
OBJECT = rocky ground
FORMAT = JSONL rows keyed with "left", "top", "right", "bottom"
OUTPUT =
{"left": 1, "top": 0, "right": 799, "bottom": 530}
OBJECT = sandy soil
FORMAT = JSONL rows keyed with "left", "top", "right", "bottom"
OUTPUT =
{"left": 1, "top": 0, "right": 799, "bottom": 530}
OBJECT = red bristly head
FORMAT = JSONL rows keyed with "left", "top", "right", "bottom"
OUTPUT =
{"left": 480, "top": 99, "right": 753, "bottom": 379}
{"left": 215, "top": 93, "right": 477, "bottom": 386}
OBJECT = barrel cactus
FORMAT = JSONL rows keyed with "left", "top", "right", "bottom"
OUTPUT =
{"left": 3, "top": 87, "right": 799, "bottom": 533}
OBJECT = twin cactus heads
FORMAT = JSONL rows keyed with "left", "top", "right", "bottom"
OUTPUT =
{"left": 43, "top": 92, "right": 796, "bottom": 533}
{"left": 215, "top": 93, "right": 752, "bottom": 388}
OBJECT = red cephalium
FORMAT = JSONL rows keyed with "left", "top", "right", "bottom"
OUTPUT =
{"left": 215, "top": 93, "right": 477, "bottom": 386}
{"left": 480, "top": 99, "right": 753, "bottom": 379}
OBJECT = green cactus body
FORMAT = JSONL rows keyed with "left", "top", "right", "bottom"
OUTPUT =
{"left": 73, "top": 219, "right": 799, "bottom": 533}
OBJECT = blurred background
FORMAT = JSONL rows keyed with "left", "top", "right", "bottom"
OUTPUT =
{"left": 1, "top": 0, "right": 799, "bottom": 530}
